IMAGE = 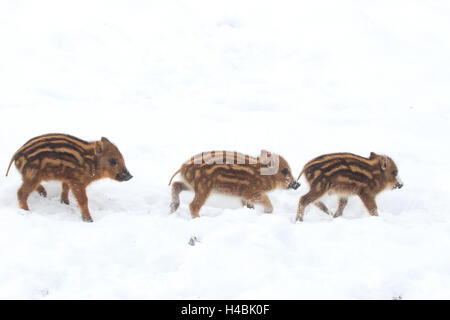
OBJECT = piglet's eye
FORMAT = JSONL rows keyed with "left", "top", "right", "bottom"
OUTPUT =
{"left": 281, "top": 168, "right": 289, "bottom": 175}
{"left": 392, "top": 170, "right": 397, "bottom": 176}
{"left": 109, "top": 158, "right": 118, "bottom": 166}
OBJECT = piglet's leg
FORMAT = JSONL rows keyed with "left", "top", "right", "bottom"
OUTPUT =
{"left": 189, "top": 188, "right": 210, "bottom": 219}
{"left": 241, "top": 199, "right": 255, "bottom": 209}
{"left": 333, "top": 197, "right": 348, "bottom": 218}
{"left": 17, "top": 179, "right": 40, "bottom": 211}
{"left": 314, "top": 201, "right": 332, "bottom": 215}
{"left": 296, "top": 189, "right": 326, "bottom": 222}
{"left": 170, "top": 181, "right": 189, "bottom": 213}
{"left": 61, "top": 183, "right": 70, "bottom": 205}
{"left": 250, "top": 193, "right": 273, "bottom": 213}
{"left": 70, "top": 184, "right": 93, "bottom": 222}
{"left": 36, "top": 185, "right": 47, "bottom": 198}
{"left": 358, "top": 191, "right": 378, "bottom": 216}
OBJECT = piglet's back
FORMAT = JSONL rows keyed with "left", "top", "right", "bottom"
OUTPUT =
{"left": 302, "top": 152, "right": 381, "bottom": 190}
{"left": 6, "top": 133, "right": 96, "bottom": 178}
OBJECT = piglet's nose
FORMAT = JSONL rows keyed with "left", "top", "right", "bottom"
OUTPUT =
{"left": 395, "top": 182, "right": 403, "bottom": 189}
{"left": 289, "top": 181, "right": 301, "bottom": 190}
{"left": 117, "top": 169, "right": 133, "bottom": 181}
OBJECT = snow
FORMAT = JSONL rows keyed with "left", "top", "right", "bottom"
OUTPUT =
{"left": 1, "top": 0, "right": 449, "bottom": 299}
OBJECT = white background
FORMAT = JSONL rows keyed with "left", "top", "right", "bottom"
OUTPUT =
{"left": 0, "top": 0, "right": 449, "bottom": 299}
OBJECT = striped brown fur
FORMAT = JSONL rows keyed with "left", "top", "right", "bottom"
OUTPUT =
{"left": 6, "top": 133, "right": 133, "bottom": 222}
{"left": 295, "top": 152, "right": 403, "bottom": 221}
{"left": 169, "top": 150, "right": 300, "bottom": 218}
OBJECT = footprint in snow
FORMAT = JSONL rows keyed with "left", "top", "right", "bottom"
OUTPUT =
{"left": 188, "top": 236, "right": 200, "bottom": 246}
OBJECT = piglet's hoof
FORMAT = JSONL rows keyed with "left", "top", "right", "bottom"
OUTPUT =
{"left": 264, "top": 207, "right": 273, "bottom": 214}
{"left": 82, "top": 216, "right": 94, "bottom": 223}
{"left": 37, "top": 186, "right": 47, "bottom": 198}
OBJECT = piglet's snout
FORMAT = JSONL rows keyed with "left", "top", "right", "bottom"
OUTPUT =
{"left": 117, "top": 169, "right": 133, "bottom": 182}
{"left": 394, "top": 177, "right": 403, "bottom": 189}
{"left": 289, "top": 181, "right": 301, "bottom": 190}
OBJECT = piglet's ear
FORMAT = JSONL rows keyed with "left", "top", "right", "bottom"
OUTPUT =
{"left": 369, "top": 152, "right": 377, "bottom": 160}
{"left": 101, "top": 137, "right": 111, "bottom": 144}
{"left": 95, "top": 141, "right": 103, "bottom": 155}
{"left": 380, "top": 156, "right": 388, "bottom": 171}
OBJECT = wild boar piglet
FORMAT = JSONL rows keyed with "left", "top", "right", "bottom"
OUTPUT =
{"left": 296, "top": 152, "right": 403, "bottom": 221}
{"left": 169, "top": 150, "right": 300, "bottom": 218}
{"left": 6, "top": 133, "right": 133, "bottom": 222}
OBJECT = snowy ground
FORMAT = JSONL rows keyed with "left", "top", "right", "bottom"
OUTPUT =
{"left": 0, "top": 0, "right": 449, "bottom": 299}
